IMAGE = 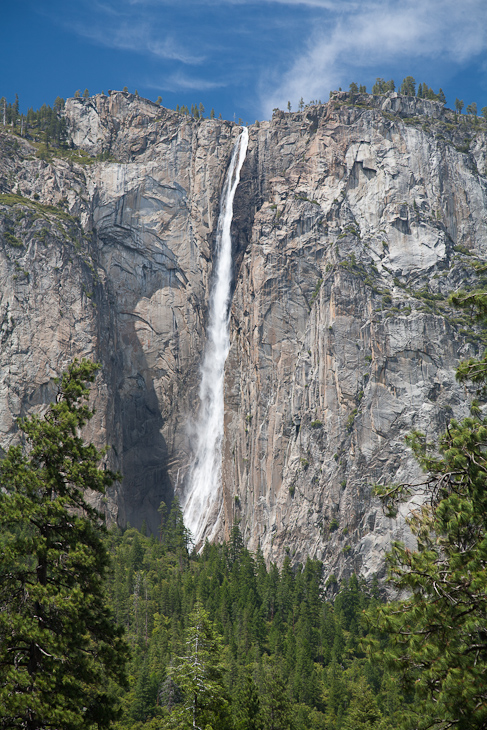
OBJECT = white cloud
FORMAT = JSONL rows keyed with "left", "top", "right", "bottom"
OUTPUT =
{"left": 145, "top": 71, "right": 227, "bottom": 92}
{"left": 261, "top": 0, "right": 487, "bottom": 116}
{"left": 115, "top": 0, "right": 358, "bottom": 5}
{"left": 73, "top": 20, "right": 204, "bottom": 64}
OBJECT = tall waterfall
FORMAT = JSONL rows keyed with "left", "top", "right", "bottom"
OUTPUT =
{"left": 183, "top": 127, "right": 249, "bottom": 545}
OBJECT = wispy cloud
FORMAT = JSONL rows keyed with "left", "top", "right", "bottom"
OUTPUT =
{"left": 123, "top": 0, "right": 361, "bottom": 6}
{"left": 145, "top": 71, "right": 227, "bottom": 92}
{"left": 261, "top": 0, "right": 487, "bottom": 115}
{"left": 73, "top": 20, "right": 204, "bottom": 64}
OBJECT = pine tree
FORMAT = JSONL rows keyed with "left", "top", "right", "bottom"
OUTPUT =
{"left": 233, "top": 669, "right": 263, "bottom": 730}
{"left": 160, "top": 497, "right": 191, "bottom": 562}
{"left": 130, "top": 660, "right": 158, "bottom": 722}
{"left": 399, "top": 76, "right": 416, "bottom": 96}
{"left": 166, "top": 601, "right": 228, "bottom": 729}
{"left": 53, "top": 96, "right": 65, "bottom": 112}
{"left": 260, "top": 657, "right": 294, "bottom": 730}
{"left": 293, "top": 603, "right": 319, "bottom": 705}
{"left": 229, "top": 520, "right": 245, "bottom": 564}
{"left": 341, "top": 678, "right": 383, "bottom": 729}
{"left": 322, "top": 658, "right": 346, "bottom": 725}
{"left": 372, "top": 78, "right": 386, "bottom": 95}
{"left": 455, "top": 97, "right": 464, "bottom": 114}
{"left": 13, "top": 94, "right": 19, "bottom": 123}
{"left": 160, "top": 674, "right": 182, "bottom": 712}
{"left": 0, "top": 359, "right": 128, "bottom": 730}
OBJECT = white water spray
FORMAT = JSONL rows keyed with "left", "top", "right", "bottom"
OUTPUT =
{"left": 183, "top": 127, "right": 249, "bottom": 545}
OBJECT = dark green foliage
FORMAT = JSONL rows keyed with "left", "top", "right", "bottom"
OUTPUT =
{"left": 400, "top": 76, "right": 416, "bottom": 96}
{"left": 0, "top": 359, "right": 128, "bottom": 730}
{"left": 341, "top": 678, "right": 383, "bottom": 729}
{"left": 130, "top": 661, "right": 158, "bottom": 722}
{"left": 158, "top": 496, "right": 192, "bottom": 563}
{"left": 1, "top": 94, "right": 68, "bottom": 147}
{"left": 102, "top": 516, "right": 409, "bottom": 730}
{"left": 372, "top": 78, "right": 387, "bottom": 95}
{"left": 371, "top": 78, "right": 394, "bottom": 95}
{"left": 416, "top": 83, "right": 445, "bottom": 104}
{"left": 369, "top": 289, "right": 487, "bottom": 729}
{"left": 167, "top": 601, "right": 229, "bottom": 729}
{"left": 233, "top": 668, "right": 263, "bottom": 730}
{"left": 260, "top": 657, "right": 294, "bottom": 729}
{"left": 54, "top": 96, "right": 65, "bottom": 112}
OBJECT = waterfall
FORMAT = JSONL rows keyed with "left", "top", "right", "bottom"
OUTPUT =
{"left": 183, "top": 127, "right": 249, "bottom": 545}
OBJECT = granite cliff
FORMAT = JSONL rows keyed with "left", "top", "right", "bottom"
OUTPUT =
{"left": 1, "top": 90, "right": 487, "bottom": 582}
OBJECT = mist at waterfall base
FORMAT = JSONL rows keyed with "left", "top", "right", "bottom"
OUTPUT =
{"left": 182, "top": 128, "right": 249, "bottom": 546}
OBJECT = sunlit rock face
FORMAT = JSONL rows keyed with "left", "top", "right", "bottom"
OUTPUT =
{"left": 1, "top": 90, "right": 487, "bottom": 580}
{"left": 222, "top": 94, "right": 487, "bottom": 580}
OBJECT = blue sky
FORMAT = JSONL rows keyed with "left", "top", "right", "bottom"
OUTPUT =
{"left": 2, "top": 0, "right": 487, "bottom": 123}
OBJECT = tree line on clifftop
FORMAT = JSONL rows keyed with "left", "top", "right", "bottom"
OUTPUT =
{"left": 286, "top": 76, "right": 485, "bottom": 120}
{"left": 1, "top": 74, "right": 486, "bottom": 143}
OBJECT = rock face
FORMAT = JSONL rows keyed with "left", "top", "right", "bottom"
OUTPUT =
{"left": 1, "top": 90, "right": 487, "bottom": 580}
